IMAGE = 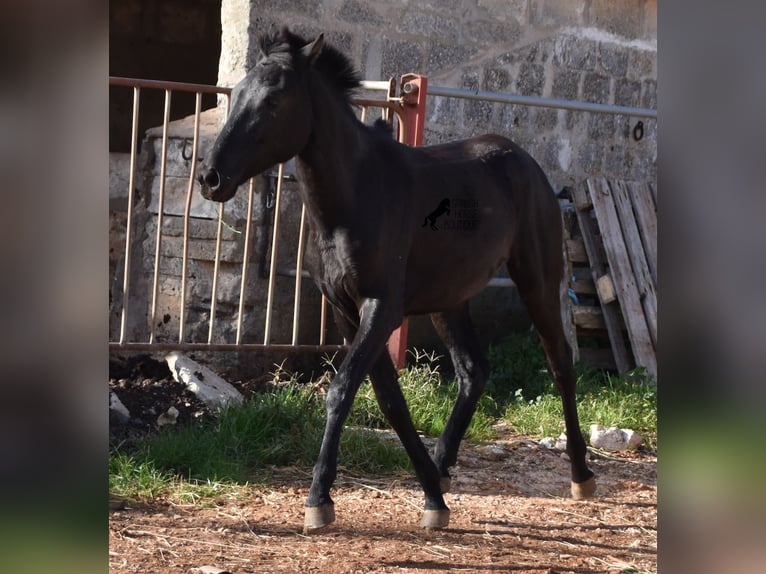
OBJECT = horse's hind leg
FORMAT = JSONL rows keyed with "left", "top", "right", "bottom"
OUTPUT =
{"left": 507, "top": 257, "right": 596, "bottom": 499}
{"left": 429, "top": 304, "right": 490, "bottom": 493}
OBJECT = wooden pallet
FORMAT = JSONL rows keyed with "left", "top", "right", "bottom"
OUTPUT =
{"left": 560, "top": 178, "right": 657, "bottom": 379}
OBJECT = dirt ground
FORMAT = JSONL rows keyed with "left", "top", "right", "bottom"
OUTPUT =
{"left": 109, "top": 356, "right": 657, "bottom": 574}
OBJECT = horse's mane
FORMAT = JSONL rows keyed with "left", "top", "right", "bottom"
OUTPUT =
{"left": 258, "top": 27, "right": 361, "bottom": 102}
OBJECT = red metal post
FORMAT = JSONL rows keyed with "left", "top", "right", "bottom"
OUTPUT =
{"left": 387, "top": 74, "right": 428, "bottom": 371}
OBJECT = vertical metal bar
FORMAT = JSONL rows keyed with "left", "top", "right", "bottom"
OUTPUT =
{"left": 263, "top": 163, "right": 284, "bottom": 345}
{"left": 291, "top": 204, "right": 308, "bottom": 345}
{"left": 207, "top": 201, "right": 225, "bottom": 343}
{"left": 178, "top": 92, "right": 203, "bottom": 343}
{"left": 149, "top": 89, "right": 172, "bottom": 344}
{"left": 236, "top": 178, "right": 256, "bottom": 344}
{"left": 319, "top": 295, "right": 328, "bottom": 345}
{"left": 119, "top": 86, "right": 141, "bottom": 344}
{"left": 360, "top": 105, "right": 367, "bottom": 123}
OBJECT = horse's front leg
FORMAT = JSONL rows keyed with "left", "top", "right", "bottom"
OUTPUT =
{"left": 304, "top": 298, "right": 400, "bottom": 532}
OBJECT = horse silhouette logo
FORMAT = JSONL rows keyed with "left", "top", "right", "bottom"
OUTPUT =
{"left": 423, "top": 198, "right": 451, "bottom": 230}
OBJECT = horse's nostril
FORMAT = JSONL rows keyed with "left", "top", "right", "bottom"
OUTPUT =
{"left": 203, "top": 168, "right": 221, "bottom": 190}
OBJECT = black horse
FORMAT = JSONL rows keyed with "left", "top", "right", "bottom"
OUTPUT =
{"left": 199, "top": 28, "right": 595, "bottom": 532}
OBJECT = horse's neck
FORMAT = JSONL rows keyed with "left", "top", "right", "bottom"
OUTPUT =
{"left": 295, "top": 78, "right": 364, "bottom": 237}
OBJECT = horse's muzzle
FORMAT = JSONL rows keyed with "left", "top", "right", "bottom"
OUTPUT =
{"left": 198, "top": 167, "right": 236, "bottom": 202}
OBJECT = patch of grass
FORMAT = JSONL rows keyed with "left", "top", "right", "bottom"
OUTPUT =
{"left": 110, "top": 335, "right": 657, "bottom": 502}
{"left": 348, "top": 349, "right": 497, "bottom": 442}
{"left": 110, "top": 369, "right": 411, "bottom": 499}
{"left": 488, "top": 333, "right": 657, "bottom": 448}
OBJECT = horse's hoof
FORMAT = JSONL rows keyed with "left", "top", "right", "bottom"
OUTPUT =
{"left": 571, "top": 477, "right": 597, "bottom": 500}
{"left": 303, "top": 503, "right": 335, "bottom": 533}
{"left": 420, "top": 508, "right": 450, "bottom": 529}
{"left": 440, "top": 476, "right": 452, "bottom": 494}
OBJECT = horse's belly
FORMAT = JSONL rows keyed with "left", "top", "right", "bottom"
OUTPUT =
{"left": 403, "top": 232, "right": 511, "bottom": 314}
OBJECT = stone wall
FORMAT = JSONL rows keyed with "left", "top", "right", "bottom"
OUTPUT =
{"left": 111, "top": 0, "right": 657, "bottom": 368}
{"left": 218, "top": 0, "right": 657, "bottom": 187}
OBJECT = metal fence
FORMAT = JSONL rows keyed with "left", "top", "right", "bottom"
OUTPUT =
{"left": 108, "top": 76, "right": 421, "bottom": 360}
{"left": 108, "top": 75, "right": 655, "bottom": 363}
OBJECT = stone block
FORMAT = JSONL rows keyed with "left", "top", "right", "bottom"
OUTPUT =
{"left": 515, "top": 62, "right": 545, "bottom": 96}
{"left": 110, "top": 152, "right": 131, "bottom": 207}
{"left": 427, "top": 96, "right": 462, "bottom": 128}
{"left": 147, "top": 174, "right": 251, "bottom": 220}
{"left": 464, "top": 100, "right": 495, "bottom": 132}
{"left": 641, "top": 79, "right": 657, "bottom": 110}
{"left": 551, "top": 69, "right": 580, "bottom": 100}
{"left": 587, "top": 113, "right": 615, "bottom": 139}
{"left": 598, "top": 43, "right": 629, "bottom": 76}
{"left": 553, "top": 35, "right": 596, "bottom": 71}
{"left": 590, "top": 0, "right": 643, "bottom": 40}
{"left": 256, "top": 0, "right": 320, "bottom": 18}
{"left": 464, "top": 19, "right": 521, "bottom": 46}
{"left": 477, "top": 0, "right": 527, "bottom": 22}
{"left": 381, "top": 38, "right": 424, "bottom": 81}
{"left": 426, "top": 42, "right": 474, "bottom": 76}
{"left": 627, "top": 49, "right": 656, "bottom": 81}
{"left": 530, "top": 0, "right": 587, "bottom": 28}
{"left": 482, "top": 68, "right": 510, "bottom": 92}
{"left": 339, "top": 0, "right": 383, "bottom": 26}
{"left": 399, "top": 9, "right": 458, "bottom": 42}
{"left": 582, "top": 72, "right": 611, "bottom": 104}
{"left": 534, "top": 108, "right": 559, "bottom": 132}
{"left": 159, "top": 214, "right": 248, "bottom": 242}
{"left": 614, "top": 78, "right": 642, "bottom": 107}
{"left": 160, "top": 235, "right": 244, "bottom": 263}
{"left": 577, "top": 139, "right": 604, "bottom": 174}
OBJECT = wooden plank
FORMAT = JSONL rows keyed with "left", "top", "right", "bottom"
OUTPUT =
{"left": 570, "top": 267, "right": 596, "bottom": 295}
{"left": 586, "top": 178, "right": 656, "bottom": 378}
{"left": 612, "top": 181, "right": 658, "bottom": 346}
{"left": 572, "top": 189, "right": 633, "bottom": 374}
{"left": 573, "top": 306, "right": 606, "bottom": 330}
{"left": 626, "top": 181, "right": 658, "bottom": 286}
{"left": 596, "top": 274, "right": 617, "bottom": 304}
{"left": 560, "top": 222, "right": 579, "bottom": 363}
{"left": 566, "top": 238, "right": 589, "bottom": 263}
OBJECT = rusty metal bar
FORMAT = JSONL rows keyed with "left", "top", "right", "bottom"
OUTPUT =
{"left": 236, "top": 177, "right": 256, "bottom": 344}
{"left": 109, "top": 76, "right": 230, "bottom": 95}
{"left": 110, "top": 342, "right": 347, "bottom": 353}
{"left": 110, "top": 77, "right": 401, "bottom": 351}
{"left": 291, "top": 205, "right": 308, "bottom": 345}
{"left": 178, "top": 92, "right": 203, "bottom": 342}
{"left": 119, "top": 86, "right": 141, "bottom": 344}
{"left": 319, "top": 295, "right": 328, "bottom": 345}
{"left": 208, "top": 96, "right": 232, "bottom": 343}
{"left": 207, "top": 202, "right": 225, "bottom": 344}
{"left": 263, "top": 163, "right": 285, "bottom": 345}
{"left": 149, "top": 89, "right": 172, "bottom": 344}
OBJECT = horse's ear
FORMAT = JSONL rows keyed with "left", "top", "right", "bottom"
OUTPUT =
{"left": 302, "top": 34, "right": 324, "bottom": 66}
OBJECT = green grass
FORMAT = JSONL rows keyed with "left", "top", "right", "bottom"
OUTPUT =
{"left": 348, "top": 349, "right": 498, "bottom": 441}
{"left": 110, "top": 333, "right": 656, "bottom": 500}
{"left": 487, "top": 333, "right": 657, "bottom": 448}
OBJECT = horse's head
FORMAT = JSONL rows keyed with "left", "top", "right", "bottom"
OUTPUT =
{"left": 198, "top": 28, "right": 324, "bottom": 202}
